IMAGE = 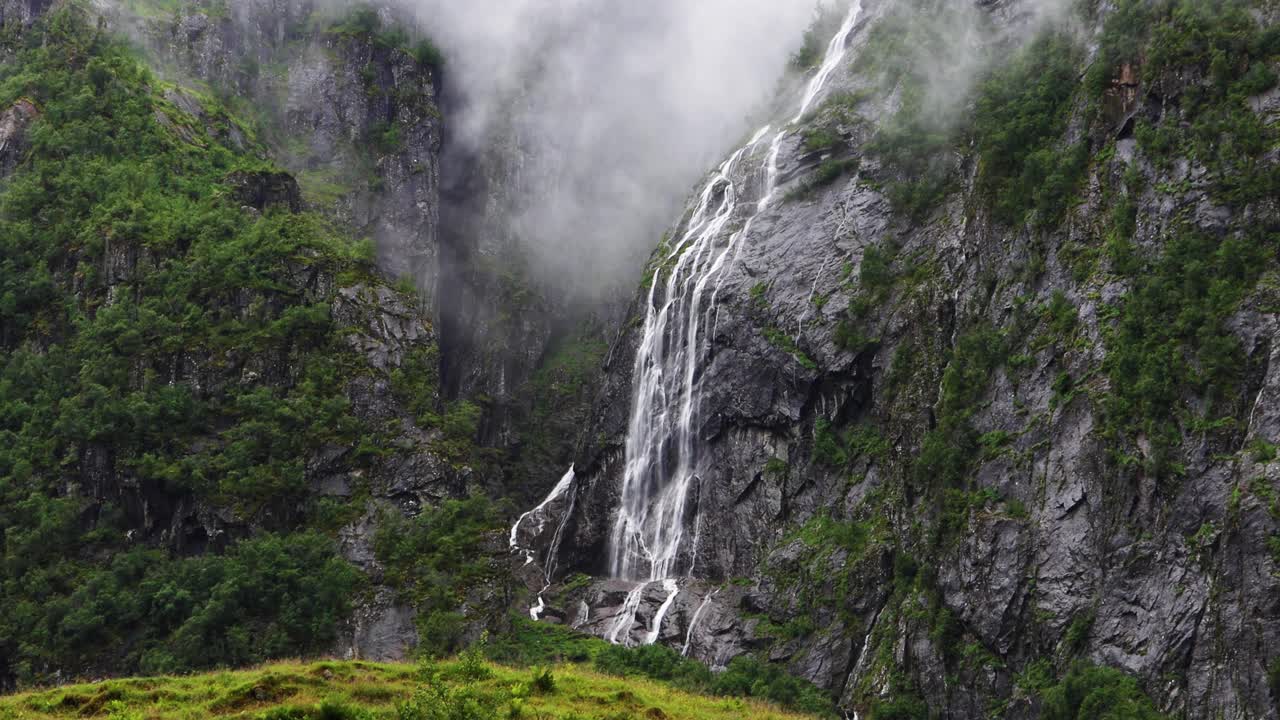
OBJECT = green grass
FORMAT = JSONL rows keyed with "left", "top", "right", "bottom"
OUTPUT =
{"left": 0, "top": 659, "right": 824, "bottom": 720}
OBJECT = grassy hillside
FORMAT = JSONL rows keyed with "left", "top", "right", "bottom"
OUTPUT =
{"left": 0, "top": 658, "right": 821, "bottom": 720}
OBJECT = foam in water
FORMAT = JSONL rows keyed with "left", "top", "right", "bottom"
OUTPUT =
{"left": 603, "top": 0, "right": 863, "bottom": 644}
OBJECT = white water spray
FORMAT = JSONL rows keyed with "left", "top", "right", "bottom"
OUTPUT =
{"left": 606, "top": 583, "right": 649, "bottom": 644}
{"left": 603, "top": 0, "right": 863, "bottom": 644}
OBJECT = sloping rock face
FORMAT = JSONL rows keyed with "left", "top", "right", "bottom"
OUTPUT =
{"left": 0, "top": 0, "right": 53, "bottom": 30}
{"left": 437, "top": 102, "right": 562, "bottom": 445}
{"left": 527, "top": 0, "right": 1280, "bottom": 717}
{"left": 128, "top": 4, "right": 455, "bottom": 663}
{"left": 435, "top": 61, "right": 623, "bottom": 502}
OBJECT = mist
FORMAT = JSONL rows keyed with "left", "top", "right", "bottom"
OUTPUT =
{"left": 400, "top": 0, "right": 822, "bottom": 300}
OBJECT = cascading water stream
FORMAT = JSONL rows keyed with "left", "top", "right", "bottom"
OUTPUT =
{"left": 509, "top": 466, "right": 577, "bottom": 619}
{"left": 603, "top": 0, "right": 863, "bottom": 646}
{"left": 681, "top": 589, "right": 719, "bottom": 657}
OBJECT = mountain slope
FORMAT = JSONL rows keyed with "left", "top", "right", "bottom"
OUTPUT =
{"left": 521, "top": 0, "right": 1280, "bottom": 717}
{"left": 0, "top": 2, "right": 486, "bottom": 686}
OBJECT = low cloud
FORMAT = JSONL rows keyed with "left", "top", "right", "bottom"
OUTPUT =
{"left": 401, "top": 0, "right": 824, "bottom": 299}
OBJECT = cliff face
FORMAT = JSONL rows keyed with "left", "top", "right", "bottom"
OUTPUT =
{"left": 107, "top": 0, "right": 460, "bottom": 661}
{"left": 518, "top": 0, "right": 1280, "bottom": 716}
{"left": 122, "top": 0, "right": 442, "bottom": 293}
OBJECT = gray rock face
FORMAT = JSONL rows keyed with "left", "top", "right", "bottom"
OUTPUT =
{"left": 0, "top": 0, "right": 52, "bottom": 30}
{"left": 0, "top": 97, "right": 37, "bottom": 177}
{"left": 518, "top": 0, "right": 1280, "bottom": 717}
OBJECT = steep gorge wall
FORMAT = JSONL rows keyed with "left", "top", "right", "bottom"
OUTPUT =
{"left": 524, "top": 0, "right": 1280, "bottom": 716}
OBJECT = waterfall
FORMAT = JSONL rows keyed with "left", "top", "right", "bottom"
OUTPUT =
{"left": 603, "top": 0, "right": 864, "bottom": 644}
{"left": 606, "top": 584, "right": 649, "bottom": 644}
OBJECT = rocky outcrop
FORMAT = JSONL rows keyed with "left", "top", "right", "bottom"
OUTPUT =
{"left": 226, "top": 170, "right": 302, "bottom": 213}
{"left": 0, "top": 0, "right": 457, "bottom": 667}
{"left": 436, "top": 74, "right": 621, "bottom": 500}
{"left": 0, "top": 0, "right": 53, "bottom": 31}
{"left": 0, "top": 97, "right": 36, "bottom": 177}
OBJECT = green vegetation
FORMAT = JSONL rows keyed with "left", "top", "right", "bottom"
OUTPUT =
{"left": 593, "top": 638, "right": 834, "bottom": 712}
{"left": 914, "top": 326, "right": 1005, "bottom": 493}
{"left": 2, "top": 533, "right": 358, "bottom": 680}
{"left": 972, "top": 32, "right": 1086, "bottom": 227}
{"left": 477, "top": 620, "right": 837, "bottom": 718}
{"left": 0, "top": 658, "right": 824, "bottom": 720}
{"left": 866, "top": 83, "right": 954, "bottom": 221}
{"left": 1087, "top": 0, "right": 1279, "bottom": 205}
{"left": 790, "top": 5, "right": 844, "bottom": 72}
{"left": 374, "top": 498, "right": 502, "bottom": 658}
{"left": 328, "top": 6, "right": 445, "bottom": 71}
{"left": 1039, "top": 662, "right": 1168, "bottom": 720}
{"left": 0, "top": 6, "right": 423, "bottom": 684}
{"left": 598, "top": 645, "right": 835, "bottom": 716}
{"left": 1100, "top": 226, "right": 1270, "bottom": 476}
{"left": 852, "top": 11, "right": 1093, "bottom": 226}
{"left": 854, "top": 0, "right": 978, "bottom": 220}
{"left": 509, "top": 332, "right": 607, "bottom": 497}
{"left": 785, "top": 157, "right": 861, "bottom": 202}
{"left": 763, "top": 326, "right": 819, "bottom": 371}
{"left": 835, "top": 242, "right": 899, "bottom": 351}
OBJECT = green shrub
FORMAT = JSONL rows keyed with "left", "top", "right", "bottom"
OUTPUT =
{"left": 412, "top": 39, "right": 445, "bottom": 69}
{"left": 915, "top": 326, "right": 1005, "bottom": 493}
{"left": 867, "top": 83, "right": 955, "bottom": 220}
{"left": 869, "top": 694, "right": 929, "bottom": 720}
{"left": 1101, "top": 227, "right": 1267, "bottom": 475}
{"left": 594, "top": 644, "right": 711, "bottom": 690}
{"left": 482, "top": 618, "right": 600, "bottom": 666}
{"left": 710, "top": 656, "right": 835, "bottom": 717}
{"left": 790, "top": 5, "right": 844, "bottom": 71}
{"left": 396, "top": 683, "right": 492, "bottom": 720}
{"left": 528, "top": 667, "right": 555, "bottom": 695}
{"left": 375, "top": 497, "right": 499, "bottom": 657}
{"left": 1041, "top": 662, "right": 1167, "bottom": 720}
{"left": 972, "top": 31, "right": 1085, "bottom": 226}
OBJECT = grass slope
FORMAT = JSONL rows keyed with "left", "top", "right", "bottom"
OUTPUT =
{"left": 0, "top": 659, "right": 821, "bottom": 720}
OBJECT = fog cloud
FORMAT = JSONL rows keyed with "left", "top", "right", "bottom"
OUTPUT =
{"left": 401, "top": 0, "right": 823, "bottom": 300}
